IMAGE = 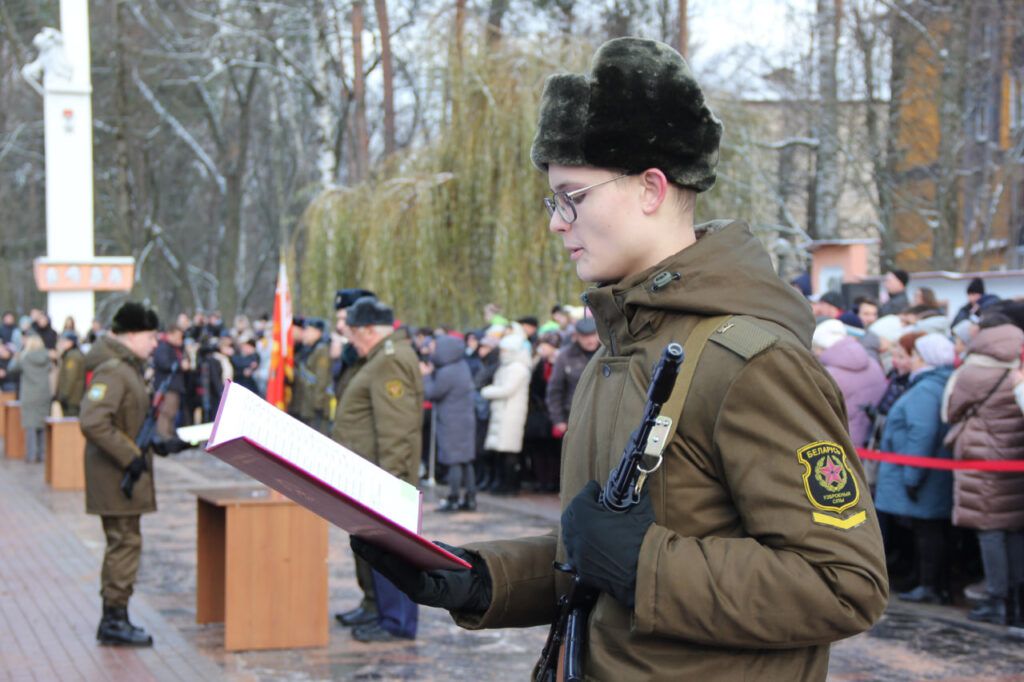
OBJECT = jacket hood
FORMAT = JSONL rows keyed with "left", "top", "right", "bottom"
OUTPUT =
{"left": 819, "top": 336, "right": 871, "bottom": 372}
{"left": 431, "top": 335, "right": 466, "bottom": 368}
{"left": 967, "top": 324, "right": 1024, "bottom": 363}
{"left": 583, "top": 221, "right": 814, "bottom": 352}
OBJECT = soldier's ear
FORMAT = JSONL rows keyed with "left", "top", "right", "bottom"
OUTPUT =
{"left": 637, "top": 168, "right": 670, "bottom": 216}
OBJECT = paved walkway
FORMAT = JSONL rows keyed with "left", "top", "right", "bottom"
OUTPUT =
{"left": 0, "top": 457, "right": 222, "bottom": 682}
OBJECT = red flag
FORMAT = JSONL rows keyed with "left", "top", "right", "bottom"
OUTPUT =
{"left": 266, "top": 259, "right": 294, "bottom": 410}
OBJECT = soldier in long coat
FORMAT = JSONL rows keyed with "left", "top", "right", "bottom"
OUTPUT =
{"left": 80, "top": 303, "right": 160, "bottom": 647}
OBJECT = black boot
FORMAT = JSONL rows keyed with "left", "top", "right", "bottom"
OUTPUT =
{"left": 968, "top": 595, "right": 1008, "bottom": 625}
{"left": 459, "top": 492, "right": 477, "bottom": 511}
{"left": 476, "top": 454, "right": 493, "bottom": 489}
{"left": 97, "top": 605, "right": 153, "bottom": 647}
{"left": 494, "top": 454, "right": 520, "bottom": 495}
{"left": 437, "top": 495, "right": 460, "bottom": 513}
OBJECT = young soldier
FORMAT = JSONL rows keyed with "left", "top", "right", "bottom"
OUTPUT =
{"left": 56, "top": 331, "right": 86, "bottom": 416}
{"left": 354, "top": 38, "right": 888, "bottom": 679}
{"left": 80, "top": 302, "right": 161, "bottom": 647}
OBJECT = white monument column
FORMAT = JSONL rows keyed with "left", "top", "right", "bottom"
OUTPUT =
{"left": 23, "top": 1, "right": 134, "bottom": 333}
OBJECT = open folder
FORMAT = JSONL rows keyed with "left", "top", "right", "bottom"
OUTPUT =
{"left": 205, "top": 381, "right": 470, "bottom": 571}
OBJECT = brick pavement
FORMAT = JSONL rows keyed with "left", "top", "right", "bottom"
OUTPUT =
{"left": 0, "top": 458, "right": 222, "bottom": 682}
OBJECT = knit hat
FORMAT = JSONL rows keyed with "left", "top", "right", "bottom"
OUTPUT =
{"left": 346, "top": 297, "right": 394, "bottom": 327}
{"left": 530, "top": 37, "right": 722, "bottom": 192}
{"left": 812, "top": 319, "right": 847, "bottom": 350}
{"left": 914, "top": 333, "right": 955, "bottom": 367}
{"left": 889, "top": 269, "right": 909, "bottom": 287}
{"left": 966, "top": 277, "right": 985, "bottom": 295}
{"left": 868, "top": 314, "right": 906, "bottom": 343}
{"left": 913, "top": 314, "right": 949, "bottom": 336}
{"left": 574, "top": 317, "right": 598, "bottom": 335}
{"left": 111, "top": 302, "right": 159, "bottom": 333}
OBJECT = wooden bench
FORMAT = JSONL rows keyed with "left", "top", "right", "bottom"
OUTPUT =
{"left": 45, "top": 417, "right": 86, "bottom": 490}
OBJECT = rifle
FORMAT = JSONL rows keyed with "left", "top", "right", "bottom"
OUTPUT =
{"left": 534, "top": 343, "right": 684, "bottom": 682}
{"left": 121, "top": 362, "right": 179, "bottom": 499}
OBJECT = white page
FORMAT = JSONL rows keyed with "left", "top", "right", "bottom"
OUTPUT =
{"left": 209, "top": 382, "right": 421, "bottom": 533}
{"left": 177, "top": 422, "right": 214, "bottom": 444}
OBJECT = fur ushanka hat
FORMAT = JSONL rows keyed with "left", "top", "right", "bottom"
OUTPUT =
{"left": 111, "top": 302, "right": 159, "bottom": 334}
{"left": 530, "top": 37, "right": 723, "bottom": 193}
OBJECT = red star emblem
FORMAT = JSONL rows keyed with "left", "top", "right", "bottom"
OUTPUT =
{"left": 820, "top": 458, "right": 844, "bottom": 485}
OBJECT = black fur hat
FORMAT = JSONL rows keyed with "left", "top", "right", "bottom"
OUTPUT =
{"left": 347, "top": 296, "right": 394, "bottom": 327}
{"left": 111, "top": 302, "right": 159, "bottom": 333}
{"left": 530, "top": 37, "right": 723, "bottom": 193}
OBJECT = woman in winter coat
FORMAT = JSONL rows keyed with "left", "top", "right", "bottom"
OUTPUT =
{"left": 480, "top": 334, "right": 531, "bottom": 495}
{"left": 10, "top": 334, "right": 54, "bottom": 463}
{"left": 813, "top": 320, "right": 888, "bottom": 447}
{"left": 524, "top": 332, "right": 562, "bottom": 493}
{"left": 422, "top": 335, "right": 477, "bottom": 512}
{"left": 942, "top": 317, "right": 1024, "bottom": 625}
{"left": 874, "top": 332, "right": 956, "bottom": 605}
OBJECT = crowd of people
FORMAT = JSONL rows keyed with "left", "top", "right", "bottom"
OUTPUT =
{"left": 802, "top": 271, "right": 1024, "bottom": 628}
{"left": 4, "top": 270, "right": 1023, "bottom": 634}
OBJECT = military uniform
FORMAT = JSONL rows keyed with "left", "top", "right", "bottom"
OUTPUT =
{"left": 334, "top": 326, "right": 424, "bottom": 639}
{"left": 333, "top": 328, "right": 424, "bottom": 485}
{"left": 81, "top": 336, "right": 154, "bottom": 611}
{"left": 56, "top": 346, "right": 86, "bottom": 417}
{"left": 297, "top": 340, "right": 332, "bottom": 433}
{"left": 454, "top": 223, "right": 888, "bottom": 680}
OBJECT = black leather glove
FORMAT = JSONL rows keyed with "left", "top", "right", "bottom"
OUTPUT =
{"left": 561, "top": 480, "right": 655, "bottom": 608}
{"left": 151, "top": 435, "right": 191, "bottom": 456}
{"left": 120, "top": 456, "right": 148, "bottom": 499}
{"left": 350, "top": 536, "right": 492, "bottom": 613}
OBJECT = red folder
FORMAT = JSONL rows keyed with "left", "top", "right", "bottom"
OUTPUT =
{"left": 206, "top": 381, "right": 469, "bottom": 571}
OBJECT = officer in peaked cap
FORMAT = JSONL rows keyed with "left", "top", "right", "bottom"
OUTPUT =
{"left": 332, "top": 297, "right": 424, "bottom": 643}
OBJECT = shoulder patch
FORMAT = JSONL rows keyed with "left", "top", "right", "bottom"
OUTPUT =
{"left": 796, "top": 440, "right": 860, "bottom": 514}
{"left": 708, "top": 317, "right": 778, "bottom": 360}
{"left": 65, "top": 359, "right": 76, "bottom": 369}
{"left": 87, "top": 383, "right": 107, "bottom": 401}
{"left": 384, "top": 379, "right": 404, "bottom": 399}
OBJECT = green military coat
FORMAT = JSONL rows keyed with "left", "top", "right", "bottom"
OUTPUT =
{"left": 80, "top": 337, "right": 154, "bottom": 516}
{"left": 57, "top": 346, "right": 86, "bottom": 416}
{"left": 297, "top": 341, "right": 332, "bottom": 420}
{"left": 455, "top": 222, "right": 888, "bottom": 681}
{"left": 332, "top": 329, "right": 424, "bottom": 485}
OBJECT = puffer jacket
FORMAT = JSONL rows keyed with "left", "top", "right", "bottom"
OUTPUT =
{"left": 818, "top": 336, "right": 888, "bottom": 446}
{"left": 943, "top": 324, "right": 1024, "bottom": 530}
{"left": 480, "top": 337, "right": 531, "bottom": 453}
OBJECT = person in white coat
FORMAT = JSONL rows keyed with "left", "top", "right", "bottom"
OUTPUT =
{"left": 480, "top": 334, "right": 532, "bottom": 494}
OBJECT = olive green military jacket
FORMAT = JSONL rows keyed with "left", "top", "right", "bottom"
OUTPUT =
{"left": 455, "top": 222, "right": 888, "bottom": 681}
{"left": 56, "top": 346, "right": 86, "bottom": 415}
{"left": 297, "top": 341, "right": 332, "bottom": 419}
{"left": 332, "top": 329, "right": 424, "bottom": 485}
{"left": 80, "top": 337, "right": 154, "bottom": 516}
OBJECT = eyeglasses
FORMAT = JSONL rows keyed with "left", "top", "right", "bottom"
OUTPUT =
{"left": 543, "top": 173, "right": 629, "bottom": 224}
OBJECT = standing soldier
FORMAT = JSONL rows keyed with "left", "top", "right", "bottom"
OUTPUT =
{"left": 333, "top": 296, "right": 424, "bottom": 643}
{"left": 80, "top": 302, "right": 161, "bottom": 647}
{"left": 56, "top": 331, "right": 86, "bottom": 416}
{"left": 353, "top": 38, "right": 887, "bottom": 680}
{"left": 296, "top": 318, "right": 332, "bottom": 433}
{"left": 331, "top": 288, "right": 378, "bottom": 629}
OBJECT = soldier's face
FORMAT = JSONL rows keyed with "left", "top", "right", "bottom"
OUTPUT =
{"left": 547, "top": 165, "right": 647, "bottom": 283}
{"left": 123, "top": 330, "right": 159, "bottom": 359}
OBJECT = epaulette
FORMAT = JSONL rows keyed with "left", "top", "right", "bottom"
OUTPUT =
{"left": 708, "top": 317, "right": 778, "bottom": 360}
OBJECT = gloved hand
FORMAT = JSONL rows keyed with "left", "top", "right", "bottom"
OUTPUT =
{"left": 120, "top": 456, "right": 148, "bottom": 499}
{"left": 151, "top": 435, "right": 191, "bottom": 456}
{"left": 350, "top": 536, "right": 492, "bottom": 613}
{"left": 561, "top": 480, "right": 655, "bottom": 608}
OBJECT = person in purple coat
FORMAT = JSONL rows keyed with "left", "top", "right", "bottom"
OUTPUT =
{"left": 813, "top": 319, "right": 888, "bottom": 447}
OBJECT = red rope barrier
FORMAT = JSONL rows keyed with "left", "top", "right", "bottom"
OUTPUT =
{"left": 856, "top": 448, "right": 1024, "bottom": 472}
